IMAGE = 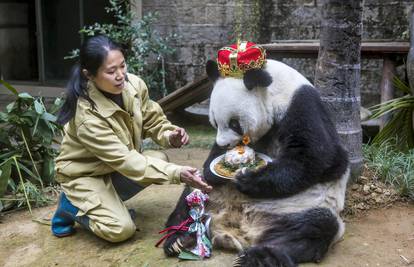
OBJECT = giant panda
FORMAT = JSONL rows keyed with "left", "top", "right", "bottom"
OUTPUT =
{"left": 163, "top": 58, "right": 350, "bottom": 267}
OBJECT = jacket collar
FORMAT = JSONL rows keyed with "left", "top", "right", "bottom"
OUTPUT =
{"left": 87, "top": 79, "right": 138, "bottom": 118}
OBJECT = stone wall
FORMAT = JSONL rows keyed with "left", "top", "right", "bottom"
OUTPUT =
{"left": 142, "top": 0, "right": 413, "bottom": 107}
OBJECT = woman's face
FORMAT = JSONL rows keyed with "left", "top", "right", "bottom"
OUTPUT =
{"left": 91, "top": 49, "right": 127, "bottom": 94}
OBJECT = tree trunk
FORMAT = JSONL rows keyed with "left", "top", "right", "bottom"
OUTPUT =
{"left": 314, "top": 0, "right": 363, "bottom": 180}
{"left": 407, "top": 7, "right": 414, "bottom": 132}
{"left": 407, "top": 6, "right": 414, "bottom": 95}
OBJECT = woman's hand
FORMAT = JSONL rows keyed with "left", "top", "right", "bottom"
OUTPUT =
{"left": 169, "top": 128, "right": 189, "bottom": 148}
{"left": 180, "top": 167, "right": 213, "bottom": 193}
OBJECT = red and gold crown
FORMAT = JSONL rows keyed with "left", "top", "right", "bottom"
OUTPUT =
{"left": 217, "top": 41, "right": 266, "bottom": 78}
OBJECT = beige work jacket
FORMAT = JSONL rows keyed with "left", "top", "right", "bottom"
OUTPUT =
{"left": 55, "top": 74, "right": 182, "bottom": 186}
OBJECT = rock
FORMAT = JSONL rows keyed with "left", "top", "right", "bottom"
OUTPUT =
{"left": 363, "top": 185, "right": 371, "bottom": 194}
{"left": 359, "top": 176, "right": 369, "bottom": 184}
{"left": 352, "top": 184, "right": 359, "bottom": 190}
{"left": 356, "top": 203, "right": 366, "bottom": 210}
{"left": 375, "top": 188, "right": 383, "bottom": 194}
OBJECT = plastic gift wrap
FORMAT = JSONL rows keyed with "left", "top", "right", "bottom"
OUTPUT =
{"left": 178, "top": 189, "right": 212, "bottom": 260}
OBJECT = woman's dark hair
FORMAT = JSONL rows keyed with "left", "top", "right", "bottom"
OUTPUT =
{"left": 57, "top": 35, "right": 124, "bottom": 125}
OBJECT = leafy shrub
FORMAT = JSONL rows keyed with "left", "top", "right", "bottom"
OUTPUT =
{"left": 369, "top": 77, "right": 414, "bottom": 151}
{"left": 66, "top": 0, "right": 177, "bottom": 100}
{"left": 0, "top": 80, "right": 62, "bottom": 212}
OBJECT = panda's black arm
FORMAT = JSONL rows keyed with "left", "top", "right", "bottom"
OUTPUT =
{"left": 235, "top": 156, "right": 320, "bottom": 198}
{"left": 202, "top": 142, "right": 229, "bottom": 186}
{"left": 235, "top": 128, "right": 348, "bottom": 199}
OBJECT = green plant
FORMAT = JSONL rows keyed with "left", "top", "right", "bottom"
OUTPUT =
{"left": 66, "top": 0, "right": 177, "bottom": 100}
{"left": 363, "top": 141, "right": 414, "bottom": 200}
{"left": 369, "top": 76, "right": 414, "bottom": 151}
{"left": 0, "top": 80, "right": 62, "bottom": 212}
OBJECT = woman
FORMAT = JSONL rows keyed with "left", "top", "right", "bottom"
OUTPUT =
{"left": 51, "top": 35, "right": 212, "bottom": 243}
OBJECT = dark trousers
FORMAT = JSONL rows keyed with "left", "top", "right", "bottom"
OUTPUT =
{"left": 111, "top": 172, "right": 144, "bottom": 201}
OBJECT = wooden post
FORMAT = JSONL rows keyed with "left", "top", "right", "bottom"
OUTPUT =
{"left": 379, "top": 57, "right": 396, "bottom": 129}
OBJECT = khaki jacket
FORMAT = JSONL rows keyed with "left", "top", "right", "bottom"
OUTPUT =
{"left": 55, "top": 74, "right": 182, "bottom": 185}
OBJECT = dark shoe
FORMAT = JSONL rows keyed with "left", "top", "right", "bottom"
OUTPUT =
{"left": 51, "top": 193, "right": 90, "bottom": 237}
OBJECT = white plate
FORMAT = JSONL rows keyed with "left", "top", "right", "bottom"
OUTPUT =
{"left": 209, "top": 152, "right": 272, "bottom": 179}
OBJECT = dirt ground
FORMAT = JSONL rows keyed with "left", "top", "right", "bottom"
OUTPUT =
{"left": 1, "top": 148, "right": 413, "bottom": 267}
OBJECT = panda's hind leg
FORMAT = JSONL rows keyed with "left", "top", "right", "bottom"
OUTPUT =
{"left": 211, "top": 230, "right": 245, "bottom": 252}
{"left": 234, "top": 207, "right": 340, "bottom": 267}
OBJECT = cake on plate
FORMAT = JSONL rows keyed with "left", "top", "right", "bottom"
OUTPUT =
{"left": 213, "top": 144, "right": 266, "bottom": 178}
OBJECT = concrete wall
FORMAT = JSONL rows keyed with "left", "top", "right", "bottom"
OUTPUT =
{"left": 142, "top": 0, "right": 414, "bottom": 107}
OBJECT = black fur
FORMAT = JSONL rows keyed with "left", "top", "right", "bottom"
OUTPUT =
{"left": 202, "top": 143, "right": 229, "bottom": 186}
{"left": 236, "top": 208, "right": 339, "bottom": 266}
{"left": 243, "top": 68, "right": 273, "bottom": 90}
{"left": 206, "top": 60, "right": 220, "bottom": 82}
{"left": 233, "top": 85, "right": 348, "bottom": 198}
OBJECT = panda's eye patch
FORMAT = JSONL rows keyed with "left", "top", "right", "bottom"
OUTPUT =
{"left": 229, "top": 118, "right": 243, "bottom": 135}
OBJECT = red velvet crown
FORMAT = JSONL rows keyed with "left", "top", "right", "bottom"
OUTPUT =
{"left": 217, "top": 41, "right": 266, "bottom": 78}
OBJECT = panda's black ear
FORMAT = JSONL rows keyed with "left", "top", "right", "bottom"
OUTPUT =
{"left": 243, "top": 68, "right": 273, "bottom": 90}
{"left": 206, "top": 60, "right": 220, "bottom": 82}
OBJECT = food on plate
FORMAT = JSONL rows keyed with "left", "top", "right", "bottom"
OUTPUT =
{"left": 214, "top": 145, "right": 266, "bottom": 178}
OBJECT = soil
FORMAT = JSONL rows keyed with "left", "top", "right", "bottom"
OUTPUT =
{"left": 1, "top": 148, "right": 413, "bottom": 267}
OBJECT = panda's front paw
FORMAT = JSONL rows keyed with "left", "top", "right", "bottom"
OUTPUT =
{"left": 235, "top": 171, "right": 262, "bottom": 197}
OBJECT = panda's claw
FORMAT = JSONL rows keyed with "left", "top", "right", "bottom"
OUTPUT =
{"left": 232, "top": 253, "right": 246, "bottom": 267}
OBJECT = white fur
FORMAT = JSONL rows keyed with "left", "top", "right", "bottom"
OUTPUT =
{"left": 209, "top": 59, "right": 312, "bottom": 146}
{"left": 207, "top": 167, "right": 350, "bottom": 249}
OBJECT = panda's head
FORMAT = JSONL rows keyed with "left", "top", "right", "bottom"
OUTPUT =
{"left": 206, "top": 60, "right": 273, "bottom": 147}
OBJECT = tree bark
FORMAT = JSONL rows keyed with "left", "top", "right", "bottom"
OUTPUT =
{"left": 407, "top": 6, "right": 414, "bottom": 95}
{"left": 408, "top": 7, "right": 414, "bottom": 134}
{"left": 314, "top": 0, "right": 363, "bottom": 180}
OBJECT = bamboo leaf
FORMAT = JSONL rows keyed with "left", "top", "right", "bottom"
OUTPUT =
{"left": 0, "top": 80, "right": 18, "bottom": 95}
{"left": 14, "top": 162, "right": 40, "bottom": 182}
{"left": 6, "top": 102, "right": 15, "bottom": 113}
{"left": 34, "top": 100, "right": 44, "bottom": 114}
{"left": 12, "top": 157, "right": 32, "bottom": 214}
{"left": 32, "top": 115, "right": 40, "bottom": 136}
{"left": 392, "top": 76, "right": 411, "bottom": 95}
{"left": 19, "top": 128, "right": 43, "bottom": 188}
{"left": 18, "top": 93, "right": 33, "bottom": 99}
{"left": 0, "top": 151, "right": 19, "bottom": 161}
{"left": 41, "top": 112, "right": 57, "bottom": 122}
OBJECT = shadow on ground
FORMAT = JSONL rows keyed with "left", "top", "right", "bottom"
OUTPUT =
{"left": 0, "top": 148, "right": 413, "bottom": 267}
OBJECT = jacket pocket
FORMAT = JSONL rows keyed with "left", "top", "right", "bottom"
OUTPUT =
{"left": 77, "top": 193, "right": 101, "bottom": 217}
